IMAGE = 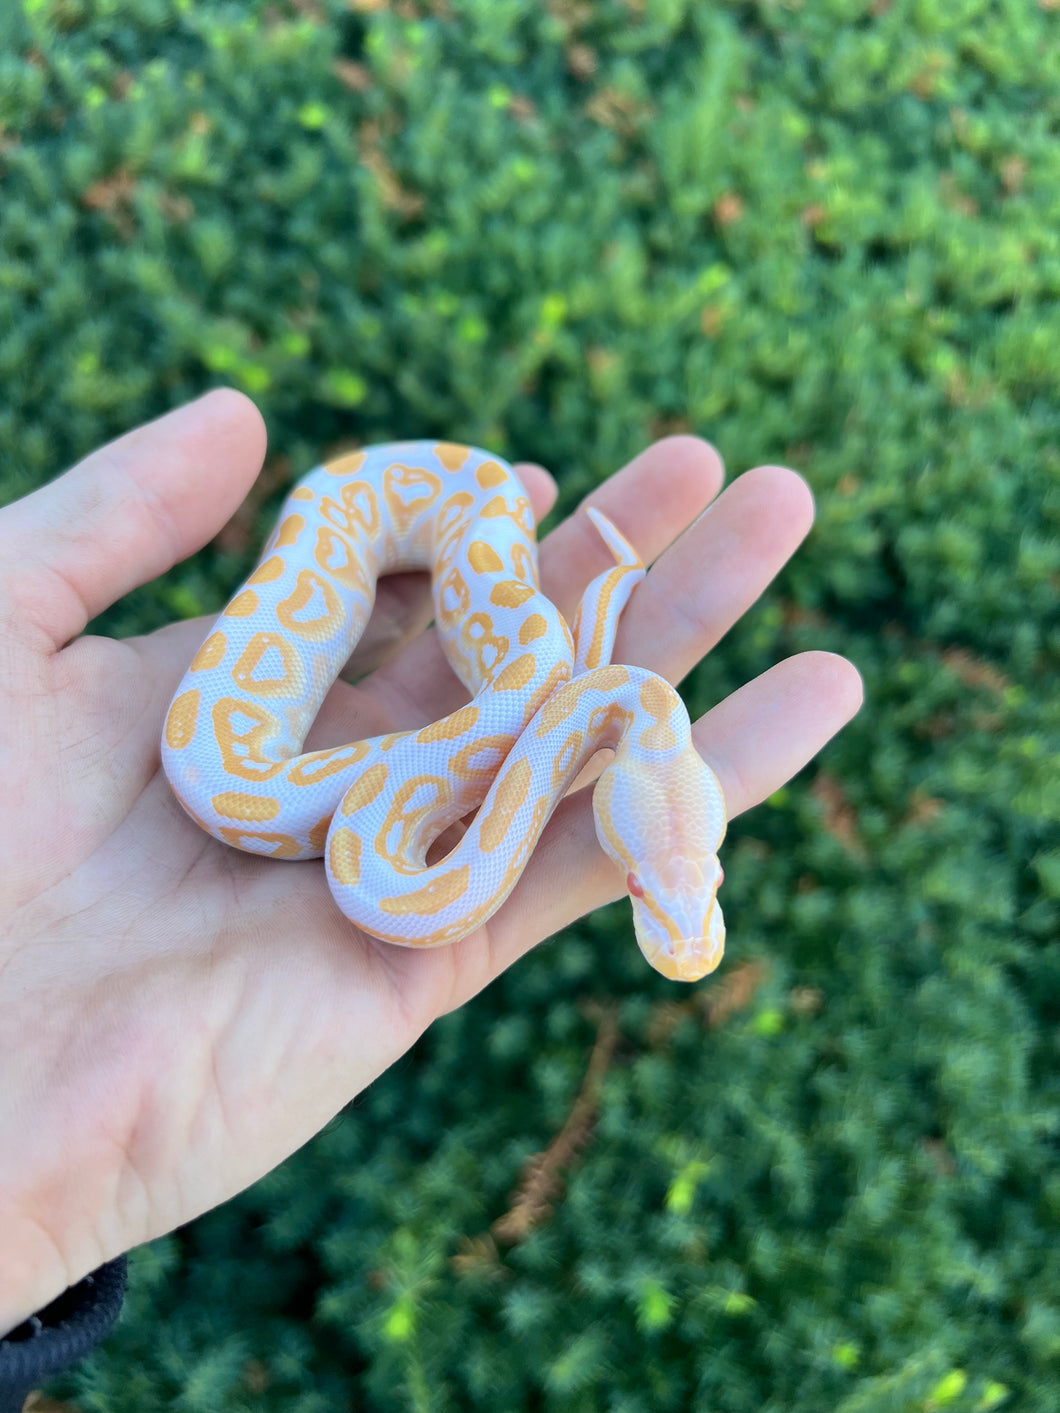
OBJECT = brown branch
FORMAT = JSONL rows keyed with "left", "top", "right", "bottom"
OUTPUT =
{"left": 491, "top": 1004, "right": 619, "bottom": 1246}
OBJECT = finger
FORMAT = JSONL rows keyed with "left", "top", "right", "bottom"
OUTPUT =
{"left": 1, "top": 390, "right": 267, "bottom": 652}
{"left": 358, "top": 437, "right": 726, "bottom": 729}
{"left": 614, "top": 463, "right": 815, "bottom": 681}
{"left": 517, "top": 462, "right": 559, "bottom": 517}
{"left": 692, "top": 651, "right": 864, "bottom": 813}
{"left": 481, "top": 650, "right": 864, "bottom": 983}
{"left": 538, "top": 434, "right": 726, "bottom": 616}
{"left": 557, "top": 463, "right": 816, "bottom": 800}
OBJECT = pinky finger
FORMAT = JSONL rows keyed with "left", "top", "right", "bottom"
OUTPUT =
{"left": 691, "top": 650, "right": 863, "bottom": 818}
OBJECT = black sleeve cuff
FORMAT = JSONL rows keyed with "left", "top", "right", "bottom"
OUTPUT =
{"left": 0, "top": 1257, "right": 126, "bottom": 1413}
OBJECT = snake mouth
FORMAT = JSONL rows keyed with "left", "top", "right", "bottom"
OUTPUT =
{"left": 634, "top": 898, "right": 726, "bottom": 983}
{"left": 627, "top": 859, "right": 726, "bottom": 982}
{"left": 669, "top": 933, "right": 726, "bottom": 982}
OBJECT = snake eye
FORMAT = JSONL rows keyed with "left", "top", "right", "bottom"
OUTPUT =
{"left": 626, "top": 871, "right": 645, "bottom": 900}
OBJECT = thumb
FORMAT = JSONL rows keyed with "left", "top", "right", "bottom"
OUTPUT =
{"left": 1, "top": 390, "right": 267, "bottom": 652}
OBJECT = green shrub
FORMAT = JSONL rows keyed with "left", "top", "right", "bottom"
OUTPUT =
{"left": 2, "top": 0, "right": 1056, "bottom": 1408}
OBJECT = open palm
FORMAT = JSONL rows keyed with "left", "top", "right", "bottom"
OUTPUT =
{"left": 0, "top": 390, "right": 861, "bottom": 1330}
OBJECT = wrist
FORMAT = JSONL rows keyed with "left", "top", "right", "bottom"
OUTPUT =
{"left": 0, "top": 1257, "right": 127, "bottom": 1401}
{"left": 0, "top": 1212, "right": 78, "bottom": 1337}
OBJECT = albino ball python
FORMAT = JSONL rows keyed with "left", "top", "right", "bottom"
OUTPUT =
{"left": 161, "top": 442, "right": 726, "bottom": 981}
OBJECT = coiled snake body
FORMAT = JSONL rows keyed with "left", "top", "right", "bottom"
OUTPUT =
{"left": 162, "top": 443, "right": 726, "bottom": 981}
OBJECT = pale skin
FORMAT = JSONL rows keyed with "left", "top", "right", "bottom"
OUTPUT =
{"left": 0, "top": 390, "right": 862, "bottom": 1333}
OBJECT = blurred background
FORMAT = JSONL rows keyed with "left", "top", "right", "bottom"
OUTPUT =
{"left": 2, "top": 1, "right": 1057, "bottom": 1409}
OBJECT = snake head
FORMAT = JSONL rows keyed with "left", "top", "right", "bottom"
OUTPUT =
{"left": 592, "top": 745, "right": 727, "bottom": 983}
{"left": 625, "top": 856, "right": 726, "bottom": 982}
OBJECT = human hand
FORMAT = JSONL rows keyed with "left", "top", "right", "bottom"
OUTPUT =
{"left": 0, "top": 390, "right": 861, "bottom": 1331}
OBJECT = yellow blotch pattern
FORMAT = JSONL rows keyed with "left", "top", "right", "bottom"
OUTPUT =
{"left": 286, "top": 742, "right": 371, "bottom": 787}
{"left": 380, "top": 865, "right": 470, "bottom": 917}
{"left": 383, "top": 465, "right": 443, "bottom": 535}
{"left": 223, "top": 589, "right": 260, "bottom": 619}
{"left": 319, "top": 497, "right": 357, "bottom": 536}
{"left": 490, "top": 579, "right": 535, "bottom": 609}
{"left": 340, "top": 762, "right": 390, "bottom": 815}
{"left": 377, "top": 776, "right": 451, "bottom": 871}
{"left": 536, "top": 677, "right": 591, "bottom": 738}
{"left": 497, "top": 792, "right": 551, "bottom": 894}
{"left": 231, "top": 632, "right": 303, "bottom": 697}
{"left": 213, "top": 698, "right": 285, "bottom": 781}
{"left": 468, "top": 540, "right": 505, "bottom": 574}
{"left": 475, "top": 459, "right": 507, "bottom": 488}
{"left": 275, "top": 514, "right": 306, "bottom": 548}
{"left": 277, "top": 569, "right": 346, "bottom": 640}
{"left": 190, "top": 633, "right": 228, "bottom": 672}
{"left": 329, "top": 826, "right": 362, "bottom": 885}
{"left": 450, "top": 733, "right": 518, "bottom": 783}
{"left": 522, "top": 661, "right": 573, "bottom": 730}
{"left": 510, "top": 541, "right": 537, "bottom": 584}
{"left": 463, "top": 612, "right": 509, "bottom": 677}
{"left": 581, "top": 577, "right": 617, "bottom": 669}
{"left": 481, "top": 494, "right": 533, "bottom": 532}
{"left": 165, "top": 689, "right": 200, "bottom": 750}
{"left": 340, "top": 479, "right": 381, "bottom": 537}
{"left": 479, "top": 757, "right": 532, "bottom": 853}
{"left": 218, "top": 827, "right": 302, "bottom": 858}
{"left": 434, "top": 490, "right": 475, "bottom": 543}
{"left": 539, "top": 660, "right": 572, "bottom": 698}
{"left": 324, "top": 450, "right": 368, "bottom": 478}
{"left": 593, "top": 664, "right": 631, "bottom": 692}
{"left": 518, "top": 613, "right": 548, "bottom": 644}
{"left": 588, "top": 701, "right": 634, "bottom": 744}
{"left": 314, "top": 526, "right": 366, "bottom": 590}
{"left": 437, "top": 566, "right": 470, "bottom": 625}
{"left": 433, "top": 443, "right": 471, "bottom": 472}
{"left": 491, "top": 653, "right": 537, "bottom": 693}
{"left": 551, "top": 729, "right": 586, "bottom": 791}
{"left": 248, "top": 556, "right": 286, "bottom": 585}
{"left": 417, "top": 704, "right": 480, "bottom": 744}
{"left": 212, "top": 792, "right": 282, "bottom": 822}
{"left": 638, "top": 677, "right": 678, "bottom": 750}
{"left": 638, "top": 676, "right": 672, "bottom": 717}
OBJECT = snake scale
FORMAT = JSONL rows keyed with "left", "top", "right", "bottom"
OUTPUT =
{"left": 161, "top": 442, "right": 727, "bottom": 982}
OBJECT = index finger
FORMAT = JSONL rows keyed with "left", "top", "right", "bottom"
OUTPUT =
{"left": 0, "top": 391, "right": 267, "bottom": 653}
{"left": 537, "top": 435, "right": 725, "bottom": 616}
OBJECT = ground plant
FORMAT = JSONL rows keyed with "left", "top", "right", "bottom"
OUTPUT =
{"left": 1, "top": 0, "right": 1057, "bottom": 1409}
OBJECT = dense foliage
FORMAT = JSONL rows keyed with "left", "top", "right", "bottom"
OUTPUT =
{"left": 2, "top": 0, "right": 1057, "bottom": 1408}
